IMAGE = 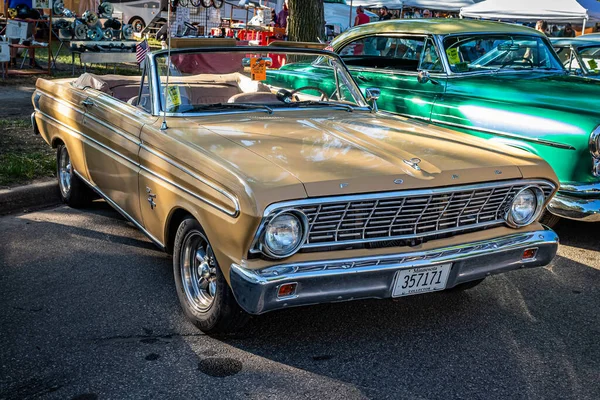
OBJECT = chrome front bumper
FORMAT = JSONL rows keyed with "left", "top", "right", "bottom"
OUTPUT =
{"left": 230, "top": 228, "right": 559, "bottom": 315}
{"left": 548, "top": 182, "right": 600, "bottom": 222}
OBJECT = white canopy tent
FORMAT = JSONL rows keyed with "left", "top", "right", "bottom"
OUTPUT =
{"left": 349, "top": 1, "right": 404, "bottom": 8}
{"left": 460, "top": 0, "right": 589, "bottom": 29}
{"left": 402, "top": 1, "right": 479, "bottom": 12}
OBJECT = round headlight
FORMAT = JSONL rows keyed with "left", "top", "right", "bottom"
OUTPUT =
{"left": 261, "top": 211, "right": 308, "bottom": 258}
{"left": 506, "top": 186, "right": 544, "bottom": 228}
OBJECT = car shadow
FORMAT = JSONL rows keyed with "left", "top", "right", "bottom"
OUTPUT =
{"left": 214, "top": 255, "right": 599, "bottom": 399}
{"left": 553, "top": 218, "right": 600, "bottom": 252}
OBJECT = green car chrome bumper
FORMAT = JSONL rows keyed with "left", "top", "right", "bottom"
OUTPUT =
{"left": 548, "top": 182, "right": 600, "bottom": 222}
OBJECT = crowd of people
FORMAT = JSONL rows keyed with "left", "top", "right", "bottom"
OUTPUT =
{"left": 533, "top": 20, "right": 577, "bottom": 37}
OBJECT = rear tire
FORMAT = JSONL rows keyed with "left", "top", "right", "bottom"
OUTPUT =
{"left": 448, "top": 278, "right": 485, "bottom": 292}
{"left": 539, "top": 210, "right": 561, "bottom": 228}
{"left": 130, "top": 17, "right": 145, "bottom": 34}
{"left": 173, "top": 217, "right": 249, "bottom": 334}
{"left": 56, "top": 144, "right": 94, "bottom": 208}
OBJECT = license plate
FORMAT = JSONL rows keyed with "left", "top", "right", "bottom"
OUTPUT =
{"left": 392, "top": 263, "right": 452, "bottom": 297}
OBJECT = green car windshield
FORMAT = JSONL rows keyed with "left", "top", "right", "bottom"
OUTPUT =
{"left": 443, "top": 34, "right": 564, "bottom": 73}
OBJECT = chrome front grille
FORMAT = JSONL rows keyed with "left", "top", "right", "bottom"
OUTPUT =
{"left": 278, "top": 181, "right": 555, "bottom": 250}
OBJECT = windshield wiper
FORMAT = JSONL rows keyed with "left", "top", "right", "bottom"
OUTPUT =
{"left": 289, "top": 101, "right": 354, "bottom": 112}
{"left": 188, "top": 103, "right": 273, "bottom": 114}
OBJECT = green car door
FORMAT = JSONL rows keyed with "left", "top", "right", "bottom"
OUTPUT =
{"left": 337, "top": 35, "right": 446, "bottom": 120}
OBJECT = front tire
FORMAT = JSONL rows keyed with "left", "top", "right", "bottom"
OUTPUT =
{"left": 539, "top": 210, "right": 561, "bottom": 228}
{"left": 173, "top": 217, "right": 249, "bottom": 333}
{"left": 57, "top": 144, "right": 94, "bottom": 208}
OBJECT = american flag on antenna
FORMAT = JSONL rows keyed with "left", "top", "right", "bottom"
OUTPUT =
{"left": 136, "top": 39, "right": 149, "bottom": 65}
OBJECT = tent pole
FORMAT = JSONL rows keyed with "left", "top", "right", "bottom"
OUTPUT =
{"left": 582, "top": 18, "right": 588, "bottom": 36}
{"left": 349, "top": 0, "right": 353, "bottom": 29}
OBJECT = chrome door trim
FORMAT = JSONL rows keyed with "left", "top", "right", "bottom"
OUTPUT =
{"left": 38, "top": 110, "right": 240, "bottom": 218}
{"left": 73, "top": 170, "right": 165, "bottom": 249}
{"left": 139, "top": 144, "right": 240, "bottom": 218}
{"left": 40, "top": 92, "right": 142, "bottom": 146}
{"left": 38, "top": 110, "right": 140, "bottom": 167}
{"left": 139, "top": 164, "right": 239, "bottom": 218}
{"left": 428, "top": 118, "right": 577, "bottom": 150}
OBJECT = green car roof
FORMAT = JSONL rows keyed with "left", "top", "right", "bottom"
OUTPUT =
{"left": 551, "top": 37, "right": 600, "bottom": 48}
{"left": 334, "top": 19, "right": 543, "bottom": 45}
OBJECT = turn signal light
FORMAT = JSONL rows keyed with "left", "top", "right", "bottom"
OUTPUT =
{"left": 277, "top": 283, "right": 297, "bottom": 298}
{"left": 522, "top": 248, "right": 538, "bottom": 260}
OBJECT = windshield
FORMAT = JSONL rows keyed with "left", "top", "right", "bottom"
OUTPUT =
{"left": 442, "top": 34, "right": 563, "bottom": 73}
{"left": 154, "top": 49, "right": 368, "bottom": 114}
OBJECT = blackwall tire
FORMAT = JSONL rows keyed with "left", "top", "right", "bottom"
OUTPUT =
{"left": 539, "top": 210, "right": 561, "bottom": 228}
{"left": 173, "top": 217, "right": 249, "bottom": 334}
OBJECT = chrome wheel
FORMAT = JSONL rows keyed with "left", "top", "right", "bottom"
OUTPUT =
{"left": 58, "top": 146, "right": 72, "bottom": 197}
{"left": 180, "top": 231, "right": 217, "bottom": 313}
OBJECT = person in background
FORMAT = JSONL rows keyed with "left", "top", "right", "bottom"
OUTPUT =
{"left": 559, "top": 23, "right": 576, "bottom": 38}
{"left": 535, "top": 20, "right": 548, "bottom": 35}
{"left": 278, "top": 0, "right": 289, "bottom": 30}
{"left": 422, "top": 9, "right": 432, "bottom": 18}
{"left": 379, "top": 6, "right": 392, "bottom": 21}
{"left": 271, "top": 9, "right": 278, "bottom": 27}
{"left": 550, "top": 25, "right": 559, "bottom": 37}
{"left": 354, "top": 6, "right": 370, "bottom": 26}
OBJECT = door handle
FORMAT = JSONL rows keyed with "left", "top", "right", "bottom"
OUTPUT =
{"left": 81, "top": 99, "right": 95, "bottom": 107}
{"left": 357, "top": 74, "right": 371, "bottom": 82}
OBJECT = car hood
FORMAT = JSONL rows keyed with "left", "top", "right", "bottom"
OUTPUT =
{"left": 189, "top": 110, "right": 545, "bottom": 197}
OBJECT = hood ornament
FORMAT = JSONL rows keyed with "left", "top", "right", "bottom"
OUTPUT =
{"left": 403, "top": 158, "right": 422, "bottom": 171}
{"left": 393, "top": 179, "right": 404, "bottom": 185}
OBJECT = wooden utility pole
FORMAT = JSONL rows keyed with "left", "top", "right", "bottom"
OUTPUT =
{"left": 287, "top": 0, "right": 324, "bottom": 43}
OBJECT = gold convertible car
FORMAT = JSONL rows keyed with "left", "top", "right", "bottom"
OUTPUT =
{"left": 32, "top": 42, "right": 560, "bottom": 333}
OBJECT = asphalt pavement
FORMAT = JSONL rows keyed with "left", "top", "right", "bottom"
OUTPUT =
{"left": 0, "top": 203, "right": 599, "bottom": 400}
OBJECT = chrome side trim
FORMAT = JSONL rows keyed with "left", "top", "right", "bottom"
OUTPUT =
{"left": 73, "top": 170, "right": 165, "bottom": 249}
{"left": 140, "top": 145, "right": 240, "bottom": 218}
{"left": 429, "top": 118, "right": 577, "bottom": 150}
{"left": 40, "top": 92, "right": 142, "bottom": 146}
{"left": 38, "top": 111, "right": 140, "bottom": 167}
{"left": 139, "top": 164, "right": 239, "bottom": 218}
{"left": 38, "top": 107, "right": 240, "bottom": 218}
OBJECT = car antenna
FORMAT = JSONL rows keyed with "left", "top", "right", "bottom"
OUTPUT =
{"left": 160, "top": 0, "right": 173, "bottom": 131}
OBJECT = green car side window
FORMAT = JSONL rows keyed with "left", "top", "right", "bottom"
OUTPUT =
{"left": 419, "top": 38, "right": 443, "bottom": 72}
{"left": 339, "top": 36, "right": 429, "bottom": 72}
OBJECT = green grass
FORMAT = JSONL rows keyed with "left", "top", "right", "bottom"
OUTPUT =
{"left": 0, "top": 152, "right": 55, "bottom": 186}
{"left": 0, "top": 117, "right": 56, "bottom": 187}
{"left": 0, "top": 119, "right": 31, "bottom": 129}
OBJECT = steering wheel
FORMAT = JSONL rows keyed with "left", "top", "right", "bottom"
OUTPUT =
{"left": 502, "top": 57, "right": 534, "bottom": 68}
{"left": 289, "top": 86, "right": 330, "bottom": 101}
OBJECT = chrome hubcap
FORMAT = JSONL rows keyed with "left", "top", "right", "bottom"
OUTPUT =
{"left": 180, "top": 231, "right": 217, "bottom": 312}
{"left": 58, "top": 147, "right": 72, "bottom": 197}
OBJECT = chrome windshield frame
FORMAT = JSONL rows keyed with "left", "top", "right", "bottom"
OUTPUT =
{"left": 148, "top": 46, "right": 369, "bottom": 117}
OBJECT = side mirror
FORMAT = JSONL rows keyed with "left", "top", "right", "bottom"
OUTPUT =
{"left": 417, "top": 70, "right": 430, "bottom": 84}
{"left": 365, "top": 87, "right": 380, "bottom": 113}
{"left": 365, "top": 87, "right": 380, "bottom": 101}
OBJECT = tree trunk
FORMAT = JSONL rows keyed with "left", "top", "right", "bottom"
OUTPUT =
{"left": 287, "top": 0, "right": 324, "bottom": 43}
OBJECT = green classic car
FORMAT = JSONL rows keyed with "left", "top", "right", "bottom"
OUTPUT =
{"left": 271, "top": 20, "right": 600, "bottom": 224}
{"left": 552, "top": 36, "right": 600, "bottom": 78}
